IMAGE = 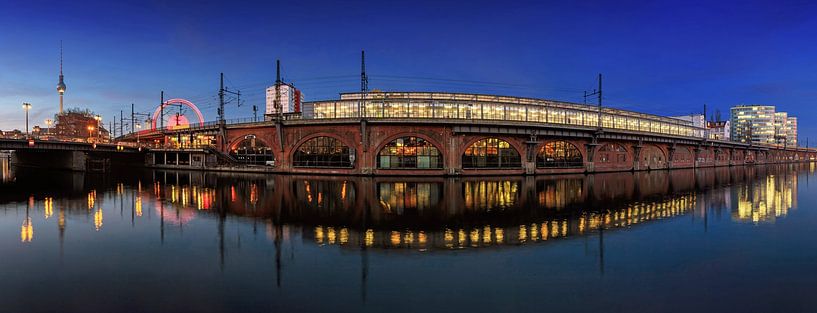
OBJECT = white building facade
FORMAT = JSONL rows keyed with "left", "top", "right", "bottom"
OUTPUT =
{"left": 265, "top": 84, "right": 304, "bottom": 117}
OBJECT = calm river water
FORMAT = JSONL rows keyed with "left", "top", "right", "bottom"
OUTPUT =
{"left": 2, "top": 158, "right": 817, "bottom": 312}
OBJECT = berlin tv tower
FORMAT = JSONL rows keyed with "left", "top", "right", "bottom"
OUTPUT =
{"left": 56, "top": 41, "right": 66, "bottom": 114}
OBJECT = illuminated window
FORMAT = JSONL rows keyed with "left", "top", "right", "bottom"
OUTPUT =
{"left": 462, "top": 138, "right": 521, "bottom": 168}
{"left": 230, "top": 135, "right": 274, "bottom": 165}
{"left": 293, "top": 136, "right": 353, "bottom": 168}
{"left": 537, "top": 141, "right": 583, "bottom": 168}
{"left": 378, "top": 136, "right": 442, "bottom": 169}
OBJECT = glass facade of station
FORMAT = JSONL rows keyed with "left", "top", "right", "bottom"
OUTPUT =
{"left": 462, "top": 138, "right": 522, "bottom": 168}
{"left": 304, "top": 92, "right": 706, "bottom": 138}
{"left": 230, "top": 135, "right": 274, "bottom": 165}
{"left": 537, "top": 141, "right": 583, "bottom": 168}
{"left": 377, "top": 136, "right": 442, "bottom": 169}
{"left": 293, "top": 136, "right": 354, "bottom": 168}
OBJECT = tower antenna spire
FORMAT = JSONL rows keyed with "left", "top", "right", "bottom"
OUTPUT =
{"left": 56, "top": 40, "right": 67, "bottom": 114}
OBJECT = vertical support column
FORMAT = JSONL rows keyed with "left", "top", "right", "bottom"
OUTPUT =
{"left": 667, "top": 145, "right": 676, "bottom": 170}
{"left": 524, "top": 133, "right": 538, "bottom": 175}
{"left": 448, "top": 135, "right": 462, "bottom": 176}
{"left": 585, "top": 141, "right": 599, "bottom": 173}
{"left": 632, "top": 144, "right": 643, "bottom": 171}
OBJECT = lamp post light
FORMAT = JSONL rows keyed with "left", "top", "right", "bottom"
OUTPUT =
{"left": 94, "top": 115, "right": 102, "bottom": 142}
{"left": 87, "top": 125, "right": 95, "bottom": 143}
{"left": 44, "top": 119, "right": 53, "bottom": 137}
{"left": 22, "top": 103, "right": 32, "bottom": 138}
{"left": 135, "top": 123, "right": 142, "bottom": 145}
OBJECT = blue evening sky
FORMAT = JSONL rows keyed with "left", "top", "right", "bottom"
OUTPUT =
{"left": 1, "top": 0, "right": 816, "bottom": 141}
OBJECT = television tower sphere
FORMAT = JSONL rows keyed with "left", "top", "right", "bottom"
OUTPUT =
{"left": 57, "top": 76, "right": 66, "bottom": 94}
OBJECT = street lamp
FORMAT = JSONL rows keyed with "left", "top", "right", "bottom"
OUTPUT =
{"left": 94, "top": 115, "right": 102, "bottom": 142}
{"left": 135, "top": 123, "right": 142, "bottom": 145}
{"left": 44, "top": 119, "right": 53, "bottom": 137}
{"left": 87, "top": 125, "right": 95, "bottom": 143}
{"left": 22, "top": 103, "right": 32, "bottom": 137}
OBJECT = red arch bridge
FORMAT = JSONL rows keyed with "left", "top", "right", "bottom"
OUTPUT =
{"left": 118, "top": 92, "right": 817, "bottom": 176}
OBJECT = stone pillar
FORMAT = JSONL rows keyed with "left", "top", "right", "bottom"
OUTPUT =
{"left": 693, "top": 147, "right": 701, "bottom": 168}
{"left": 632, "top": 145, "right": 643, "bottom": 171}
{"left": 69, "top": 151, "right": 87, "bottom": 171}
{"left": 524, "top": 136, "right": 538, "bottom": 175}
{"left": 667, "top": 146, "right": 676, "bottom": 170}
{"left": 448, "top": 136, "right": 462, "bottom": 176}
{"left": 585, "top": 143, "right": 598, "bottom": 173}
{"left": 729, "top": 148, "right": 736, "bottom": 167}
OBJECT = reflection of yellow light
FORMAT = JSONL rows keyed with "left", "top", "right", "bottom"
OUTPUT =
{"left": 458, "top": 229, "right": 466, "bottom": 247}
{"left": 135, "top": 196, "right": 143, "bottom": 217}
{"left": 44, "top": 197, "right": 53, "bottom": 219}
{"left": 87, "top": 190, "right": 96, "bottom": 210}
{"left": 21, "top": 217, "right": 33, "bottom": 243}
{"left": 94, "top": 208, "right": 103, "bottom": 231}
{"left": 339, "top": 228, "right": 349, "bottom": 245}
{"left": 444, "top": 229, "right": 454, "bottom": 248}
{"left": 483, "top": 226, "right": 492, "bottom": 244}
{"left": 530, "top": 223, "right": 539, "bottom": 241}
{"left": 495, "top": 228, "right": 504, "bottom": 244}
{"left": 519, "top": 225, "right": 527, "bottom": 242}
{"left": 390, "top": 231, "right": 401, "bottom": 246}
{"left": 404, "top": 231, "right": 414, "bottom": 245}
{"left": 327, "top": 227, "right": 336, "bottom": 244}
{"left": 470, "top": 228, "right": 479, "bottom": 247}
{"left": 418, "top": 231, "right": 427, "bottom": 246}
{"left": 365, "top": 229, "right": 374, "bottom": 247}
{"left": 314, "top": 226, "right": 324, "bottom": 244}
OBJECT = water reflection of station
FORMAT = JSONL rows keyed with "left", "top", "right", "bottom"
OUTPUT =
{"left": 145, "top": 164, "right": 808, "bottom": 250}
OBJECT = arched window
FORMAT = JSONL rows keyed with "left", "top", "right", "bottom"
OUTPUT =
{"left": 378, "top": 136, "right": 442, "bottom": 169}
{"left": 537, "top": 141, "right": 583, "bottom": 168}
{"left": 597, "top": 143, "right": 627, "bottom": 163}
{"left": 293, "top": 136, "right": 354, "bottom": 168}
{"left": 230, "top": 135, "right": 274, "bottom": 165}
{"left": 462, "top": 138, "right": 521, "bottom": 168}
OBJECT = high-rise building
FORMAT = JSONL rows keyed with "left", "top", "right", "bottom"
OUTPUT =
{"left": 786, "top": 117, "right": 798, "bottom": 147}
{"left": 730, "top": 105, "right": 797, "bottom": 146}
{"left": 265, "top": 83, "right": 303, "bottom": 117}
{"left": 56, "top": 42, "right": 67, "bottom": 114}
{"left": 730, "top": 105, "right": 775, "bottom": 145}
{"left": 774, "top": 112, "right": 788, "bottom": 145}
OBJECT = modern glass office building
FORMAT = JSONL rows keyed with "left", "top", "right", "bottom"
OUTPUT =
{"left": 731, "top": 105, "right": 797, "bottom": 146}
{"left": 730, "top": 105, "right": 776, "bottom": 145}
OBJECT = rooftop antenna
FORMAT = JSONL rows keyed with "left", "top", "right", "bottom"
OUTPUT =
{"left": 275, "top": 59, "right": 282, "bottom": 120}
{"left": 359, "top": 50, "right": 368, "bottom": 117}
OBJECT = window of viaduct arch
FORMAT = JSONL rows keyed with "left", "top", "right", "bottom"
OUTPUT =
{"left": 537, "top": 140, "right": 583, "bottom": 168}
{"left": 293, "top": 136, "right": 354, "bottom": 168}
{"left": 230, "top": 135, "right": 274, "bottom": 165}
{"left": 377, "top": 136, "right": 442, "bottom": 169}
{"left": 462, "top": 138, "right": 521, "bottom": 168}
{"left": 596, "top": 143, "right": 628, "bottom": 164}
{"left": 640, "top": 145, "right": 665, "bottom": 168}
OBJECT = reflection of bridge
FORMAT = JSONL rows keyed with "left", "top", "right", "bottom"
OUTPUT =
{"left": 120, "top": 91, "right": 817, "bottom": 176}
{"left": 1, "top": 138, "right": 143, "bottom": 171}
{"left": 139, "top": 164, "right": 806, "bottom": 250}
